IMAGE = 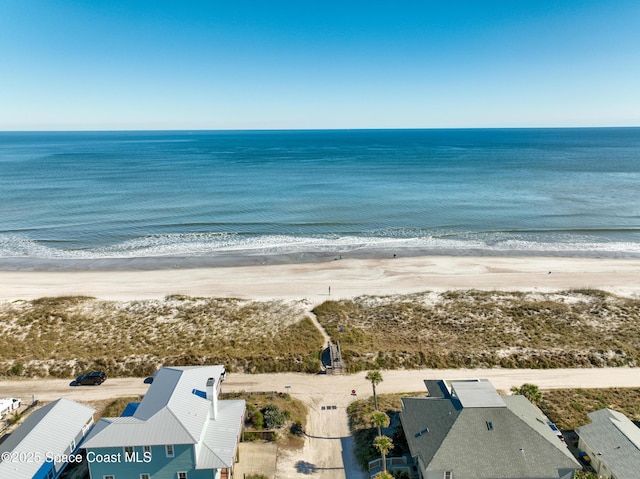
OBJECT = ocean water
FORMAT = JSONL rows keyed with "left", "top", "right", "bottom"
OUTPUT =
{"left": 1, "top": 128, "right": 639, "bottom": 269}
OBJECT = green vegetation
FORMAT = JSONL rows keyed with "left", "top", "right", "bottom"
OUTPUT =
{"left": 222, "top": 391, "right": 307, "bottom": 448}
{"left": 373, "top": 435, "right": 394, "bottom": 473}
{"left": 511, "top": 383, "right": 543, "bottom": 405}
{"left": 347, "top": 393, "right": 411, "bottom": 470}
{"left": 574, "top": 471, "right": 599, "bottom": 479}
{"left": 540, "top": 387, "right": 640, "bottom": 430}
{"left": 314, "top": 290, "right": 640, "bottom": 370}
{"left": 0, "top": 296, "right": 323, "bottom": 378}
{"left": 100, "top": 396, "right": 143, "bottom": 419}
{"left": 3, "top": 289, "right": 639, "bottom": 378}
{"left": 366, "top": 370, "right": 383, "bottom": 410}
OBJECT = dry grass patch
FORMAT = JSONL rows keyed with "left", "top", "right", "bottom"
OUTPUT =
{"left": 0, "top": 296, "right": 323, "bottom": 378}
{"left": 540, "top": 387, "right": 640, "bottom": 430}
{"left": 314, "top": 289, "right": 640, "bottom": 371}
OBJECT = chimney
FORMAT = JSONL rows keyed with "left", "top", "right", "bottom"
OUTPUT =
{"left": 206, "top": 377, "right": 218, "bottom": 419}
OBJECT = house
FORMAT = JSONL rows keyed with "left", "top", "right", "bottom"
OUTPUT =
{"left": 0, "top": 397, "right": 21, "bottom": 418}
{"left": 576, "top": 408, "right": 640, "bottom": 479}
{"left": 0, "top": 397, "right": 95, "bottom": 479}
{"left": 400, "top": 379, "right": 580, "bottom": 479}
{"left": 83, "top": 365, "right": 245, "bottom": 479}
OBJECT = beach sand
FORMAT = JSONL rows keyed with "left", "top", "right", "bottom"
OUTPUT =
{"left": 0, "top": 255, "right": 639, "bottom": 301}
{"left": 2, "top": 255, "right": 639, "bottom": 479}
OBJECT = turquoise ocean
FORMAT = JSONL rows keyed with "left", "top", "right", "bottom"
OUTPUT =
{"left": 1, "top": 128, "right": 639, "bottom": 269}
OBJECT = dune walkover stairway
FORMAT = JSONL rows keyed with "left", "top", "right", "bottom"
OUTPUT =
{"left": 324, "top": 341, "right": 345, "bottom": 375}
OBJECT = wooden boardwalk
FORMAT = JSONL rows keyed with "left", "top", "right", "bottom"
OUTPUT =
{"left": 327, "top": 341, "right": 345, "bottom": 375}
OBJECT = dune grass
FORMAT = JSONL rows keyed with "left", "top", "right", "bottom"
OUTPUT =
{"left": 0, "top": 296, "right": 323, "bottom": 378}
{"left": 3, "top": 289, "right": 639, "bottom": 378}
{"left": 540, "top": 387, "right": 640, "bottom": 430}
{"left": 313, "top": 289, "right": 640, "bottom": 371}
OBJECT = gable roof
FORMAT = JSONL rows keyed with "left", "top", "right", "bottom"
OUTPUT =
{"left": 576, "top": 408, "right": 640, "bottom": 479}
{"left": 401, "top": 380, "right": 579, "bottom": 479}
{"left": 0, "top": 398, "right": 95, "bottom": 478}
{"left": 82, "top": 365, "right": 244, "bottom": 469}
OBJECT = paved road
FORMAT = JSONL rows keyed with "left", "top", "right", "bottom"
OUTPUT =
{"left": 3, "top": 368, "right": 640, "bottom": 479}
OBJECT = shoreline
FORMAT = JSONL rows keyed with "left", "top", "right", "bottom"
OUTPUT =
{"left": 1, "top": 254, "right": 639, "bottom": 301}
{"left": 2, "top": 244, "right": 640, "bottom": 271}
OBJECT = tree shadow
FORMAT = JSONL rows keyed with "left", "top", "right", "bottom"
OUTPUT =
{"left": 295, "top": 461, "right": 317, "bottom": 474}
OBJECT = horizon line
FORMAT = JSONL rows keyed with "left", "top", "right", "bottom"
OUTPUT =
{"left": 1, "top": 125, "right": 639, "bottom": 133}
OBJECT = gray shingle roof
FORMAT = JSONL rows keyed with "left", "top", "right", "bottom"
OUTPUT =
{"left": 83, "top": 365, "right": 245, "bottom": 469}
{"left": 401, "top": 380, "right": 580, "bottom": 479}
{"left": 576, "top": 408, "right": 640, "bottom": 479}
{"left": 0, "top": 398, "right": 95, "bottom": 478}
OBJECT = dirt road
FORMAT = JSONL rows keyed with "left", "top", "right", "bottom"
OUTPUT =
{"left": 4, "top": 368, "right": 639, "bottom": 404}
{"left": 3, "top": 368, "right": 640, "bottom": 479}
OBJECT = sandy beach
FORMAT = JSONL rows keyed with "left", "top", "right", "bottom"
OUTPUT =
{"left": 2, "top": 255, "right": 640, "bottom": 479}
{"left": 0, "top": 255, "right": 639, "bottom": 301}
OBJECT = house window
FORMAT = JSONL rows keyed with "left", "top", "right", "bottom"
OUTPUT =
{"left": 104, "top": 476, "right": 115, "bottom": 479}
{"left": 166, "top": 444, "right": 175, "bottom": 457}
{"left": 69, "top": 439, "right": 76, "bottom": 452}
{"left": 141, "top": 475, "right": 150, "bottom": 479}
{"left": 143, "top": 445, "right": 152, "bottom": 459}
{"left": 178, "top": 473, "right": 188, "bottom": 479}
{"left": 124, "top": 446, "right": 134, "bottom": 458}
{"left": 444, "top": 472, "right": 453, "bottom": 479}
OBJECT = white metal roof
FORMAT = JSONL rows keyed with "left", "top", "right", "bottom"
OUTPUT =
{"left": 450, "top": 380, "right": 506, "bottom": 408}
{"left": 82, "top": 365, "right": 244, "bottom": 469}
{"left": 0, "top": 398, "right": 95, "bottom": 478}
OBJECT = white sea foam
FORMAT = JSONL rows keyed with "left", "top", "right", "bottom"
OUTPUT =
{"left": 1, "top": 232, "right": 640, "bottom": 260}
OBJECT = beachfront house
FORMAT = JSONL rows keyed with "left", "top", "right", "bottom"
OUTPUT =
{"left": 82, "top": 365, "right": 245, "bottom": 479}
{"left": 0, "top": 397, "right": 95, "bottom": 479}
{"left": 400, "top": 379, "right": 580, "bottom": 479}
{"left": 576, "top": 408, "right": 640, "bottom": 479}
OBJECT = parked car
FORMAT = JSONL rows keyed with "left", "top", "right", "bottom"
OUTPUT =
{"left": 74, "top": 371, "right": 107, "bottom": 386}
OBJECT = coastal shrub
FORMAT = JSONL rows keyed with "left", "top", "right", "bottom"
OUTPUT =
{"left": 101, "top": 397, "right": 142, "bottom": 418}
{"left": 290, "top": 420, "right": 304, "bottom": 436}
{"left": 246, "top": 404, "right": 264, "bottom": 430}
{"left": 347, "top": 393, "right": 412, "bottom": 470}
{"left": 314, "top": 290, "right": 640, "bottom": 370}
{"left": 539, "top": 387, "right": 640, "bottom": 430}
{"left": 0, "top": 297, "right": 323, "bottom": 377}
{"left": 3, "top": 290, "right": 640, "bottom": 377}
{"left": 263, "top": 404, "right": 287, "bottom": 429}
{"left": 246, "top": 474, "right": 269, "bottom": 479}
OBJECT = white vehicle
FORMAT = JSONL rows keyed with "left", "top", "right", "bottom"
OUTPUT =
{"left": 0, "top": 397, "right": 21, "bottom": 418}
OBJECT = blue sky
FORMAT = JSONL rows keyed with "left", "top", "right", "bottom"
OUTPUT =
{"left": 1, "top": 1, "right": 639, "bottom": 130}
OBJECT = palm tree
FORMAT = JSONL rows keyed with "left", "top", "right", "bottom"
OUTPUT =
{"left": 511, "top": 383, "right": 543, "bottom": 405}
{"left": 366, "top": 370, "right": 383, "bottom": 410}
{"left": 373, "top": 435, "right": 393, "bottom": 473}
{"left": 370, "top": 410, "right": 390, "bottom": 437}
